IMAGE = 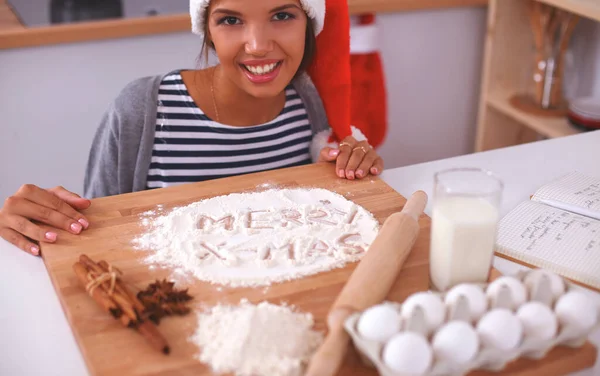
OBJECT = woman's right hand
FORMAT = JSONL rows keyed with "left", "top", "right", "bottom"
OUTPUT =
{"left": 0, "top": 185, "right": 91, "bottom": 256}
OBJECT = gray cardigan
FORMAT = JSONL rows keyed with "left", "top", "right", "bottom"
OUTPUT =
{"left": 83, "top": 71, "right": 331, "bottom": 199}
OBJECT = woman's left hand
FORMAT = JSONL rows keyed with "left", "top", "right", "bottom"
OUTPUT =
{"left": 318, "top": 136, "right": 384, "bottom": 180}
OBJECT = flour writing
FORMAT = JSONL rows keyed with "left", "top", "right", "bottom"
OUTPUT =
{"left": 133, "top": 188, "right": 381, "bottom": 287}
{"left": 197, "top": 206, "right": 357, "bottom": 234}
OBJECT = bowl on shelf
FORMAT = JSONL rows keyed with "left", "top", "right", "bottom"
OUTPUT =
{"left": 567, "top": 96, "right": 600, "bottom": 131}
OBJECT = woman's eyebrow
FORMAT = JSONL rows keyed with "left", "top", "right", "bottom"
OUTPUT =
{"left": 211, "top": 8, "right": 242, "bottom": 16}
{"left": 211, "top": 4, "right": 300, "bottom": 16}
{"left": 270, "top": 4, "right": 302, "bottom": 12}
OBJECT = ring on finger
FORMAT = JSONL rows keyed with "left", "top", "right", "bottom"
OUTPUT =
{"left": 339, "top": 141, "right": 353, "bottom": 149}
{"left": 353, "top": 145, "right": 371, "bottom": 154}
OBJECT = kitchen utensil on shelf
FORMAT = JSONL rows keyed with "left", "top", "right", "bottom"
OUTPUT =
{"left": 511, "top": 2, "right": 580, "bottom": 116}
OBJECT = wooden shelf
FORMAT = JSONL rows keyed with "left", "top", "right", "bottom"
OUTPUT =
{"left": 487, "top": 89, "right": 582, "bottom": 139}
{"left": 536, "top": 0, "right": 600, "bottom": 22}
{"left": 0, "top": 0, "right": 23, "bottom": 30}
{"left": 474, "top": 0, "right": 594, "bottom": 152}
{"left": 0, "top": 0, "right": 488, "bottom": 50}
{"left": 346, "top": 0, "right": 488, "bottom": 14}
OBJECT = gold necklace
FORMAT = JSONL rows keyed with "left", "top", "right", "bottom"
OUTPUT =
{"left": 210, "top": 67, "right": 220, "bottom": 122}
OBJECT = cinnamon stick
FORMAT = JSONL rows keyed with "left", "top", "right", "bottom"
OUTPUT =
{"left": 72, "top": 262, "right": 121, "bottom": 318}
{"left": 74, "top": 255, "right": 171, "bottom": 355}
{"left": 97, "top": 260, "right": 146, "bottom": 314}
{"left": 79, "top": 255, "right": 139, "bottom": 323}
{"left": 137, "top": 321, "right": 170, "bottom": 355}
{"left": 79, "top": 255, "right": 138, "bottom": 326}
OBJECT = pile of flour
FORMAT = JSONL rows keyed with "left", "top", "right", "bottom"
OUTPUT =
{"left": 190, "top": 300, "right": 323, "bottom": 376}
{"left": 132, "top": 188, "right": 380, "bottom": 287}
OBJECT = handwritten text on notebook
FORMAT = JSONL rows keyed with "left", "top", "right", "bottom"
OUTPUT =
{"left": 573, "top": 183, "right": 600, "bottom": 209}
{"left": 496, "top": 200, "right": 600, "bottom": 287}
{"left": 520, "top": 209, "right": 599, "bottom": 252}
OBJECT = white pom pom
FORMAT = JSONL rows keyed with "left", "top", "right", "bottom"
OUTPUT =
{"left": 350, "top": 125, "right": 367, "bottom": 142}
{"left": 309, "top": 126, "right": 370, "bottom": 162}
{"left": 310, "top": 130, "right": 336, "bottom": 162}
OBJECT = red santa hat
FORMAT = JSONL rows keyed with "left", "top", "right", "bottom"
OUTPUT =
{"left": 189, "top": 0, "right": 367, "bottom": 161}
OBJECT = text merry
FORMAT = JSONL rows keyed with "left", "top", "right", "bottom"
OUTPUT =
{"left": 196, "top": 206, "right": 359, "bottom": 233}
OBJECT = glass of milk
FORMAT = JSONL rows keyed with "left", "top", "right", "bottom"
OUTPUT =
{"left": 429, "top": 168, "right": 503, "bottom": 292}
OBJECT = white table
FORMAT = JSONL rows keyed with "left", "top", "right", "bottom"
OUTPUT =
{"left": 1, "top": 131, "right": 599, "bottom": 376}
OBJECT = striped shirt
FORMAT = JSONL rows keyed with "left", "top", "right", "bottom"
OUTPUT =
{"left": 146, "top": 72, "right": 313, "bottom": 189}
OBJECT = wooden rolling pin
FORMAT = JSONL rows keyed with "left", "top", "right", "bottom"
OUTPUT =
{"left": 305, "top": 190, "right": 428, "bottom": 376}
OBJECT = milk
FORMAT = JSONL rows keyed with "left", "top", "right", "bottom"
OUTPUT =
{"left": 430, "top": 196, "right": 499, "bottom": 292}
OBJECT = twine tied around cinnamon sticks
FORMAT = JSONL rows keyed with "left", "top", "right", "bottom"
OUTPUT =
{"left": 85, "top": 264, "right": 122, "bottom": 297}
{"left": 73, "top": 254, "right": 170, "bottom": 355}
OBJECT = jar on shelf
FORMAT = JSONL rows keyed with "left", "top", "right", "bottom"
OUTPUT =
{"left": 510, "top": 4, "right": 580, "bottom": 117}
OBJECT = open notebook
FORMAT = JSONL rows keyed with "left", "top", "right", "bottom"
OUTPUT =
{"left": 496, "top": 171, "right": 600, "bottom": 290}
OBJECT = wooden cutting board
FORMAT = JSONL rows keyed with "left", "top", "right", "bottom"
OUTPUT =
{"left": 40, "top": 163, "right": 430, "bottom": 376}
{"left": 39, "top": 163, "right": 596, "bottom": 376}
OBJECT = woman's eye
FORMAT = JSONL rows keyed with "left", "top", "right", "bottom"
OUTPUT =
{"left": 218, "top": 16, "right": 241, "bottom": 25}
{"left": 273, "top": 12, "right": 294, "bottom": 21}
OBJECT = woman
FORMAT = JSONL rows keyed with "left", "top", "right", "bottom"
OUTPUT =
{"left": 0, "top": 0, "right": 384, "bottom": 256}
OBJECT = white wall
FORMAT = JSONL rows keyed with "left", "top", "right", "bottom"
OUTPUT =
{"left": 0, "top": 32, "right": 201, "bottom": 201}
{"left": 376, "top": 7, "right": 487, "bottom": 167}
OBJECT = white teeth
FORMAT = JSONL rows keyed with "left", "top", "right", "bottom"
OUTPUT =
{"left": 244, "top": 63, "right": 278, "bottom": 75}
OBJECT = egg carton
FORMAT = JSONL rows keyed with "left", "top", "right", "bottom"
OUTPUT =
{"left": 344, "top": 269, "right": 600, "bottom": 376}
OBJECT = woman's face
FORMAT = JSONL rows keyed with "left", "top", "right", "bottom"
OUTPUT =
{"left": 207, "top": 0, "right": 308, "bottom": 99}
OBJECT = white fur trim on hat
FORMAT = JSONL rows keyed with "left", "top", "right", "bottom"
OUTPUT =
{"left": 190, "top": 0, "right": 325, "bottom": 38}
{"left": 310, "top": 126, "right": 369, "bottom": 162}
{"left": 299, "top": 0, "right": 325, "bottom": 35}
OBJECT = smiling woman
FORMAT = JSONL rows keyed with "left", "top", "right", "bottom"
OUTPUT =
{"left": 187, "top": 0, "right": 314, "bottom": 123}
{"left": 0, "top": 0, "right": 385, "bottom": 257}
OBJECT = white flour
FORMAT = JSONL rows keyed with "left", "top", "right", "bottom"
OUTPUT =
{"left": 190, "top": 300, "right": 323, "bottom": 376}
{"left": 132, "top": 188, "right": 380, "bottom": 287}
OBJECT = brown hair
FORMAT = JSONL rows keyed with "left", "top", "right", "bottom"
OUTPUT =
{"left": 198, "top": 13, "right": 317, "bottom": 79}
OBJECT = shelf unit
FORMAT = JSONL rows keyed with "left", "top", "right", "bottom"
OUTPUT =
{"left": 487, "top": 89, "right": 581, "bottom": 139}
{"left": 474, "top": 0, "right": 597, "bottom": 152}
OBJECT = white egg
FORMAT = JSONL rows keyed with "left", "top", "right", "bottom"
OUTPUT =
{"left": 400, "top": 292, "right": 446, "bottom": 333}
{"left": 517, "top": 301, "right": 558, "bottom": 341}
{"left": 555, "top": 291, "right": 599, "bottom": 339}
{"left": 476, "top": 309, "right": 523, "bottom": 351}
{"left": 523, "top": 269, "right": 566, "bottom": 301}
{"left": 486, "top": 276, "right": 527, "bottom": 310}
{"left": 445, "top": 283, "right": 488, "bottom": 322}
{"left": 432, "top": 321, "right": 480, "bottom": 365}
{"left": 357, "top": 304, "right": 401, "bottom": 342}
{"left": 382, "top": 332, "right": 433, "bottom": 374}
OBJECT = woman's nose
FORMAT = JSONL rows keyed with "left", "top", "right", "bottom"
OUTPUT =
{"left": 244, "top": 26, "right": 274, "bottom": 56}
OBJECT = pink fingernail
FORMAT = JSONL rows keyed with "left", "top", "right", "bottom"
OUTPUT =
{"left": 347, "top": 171, "right": 355, "bottom": 179}
{"left": 357, "top": 170, "right": 364, "bottom": 178}
{"left": 71, "top": 222, "right": 82, "bottom": 233}
{"left": 78, "top": 218, "right": 89, "bottom": 229}
{"left": 371, "top": 167, "right": 378, "bottom": 174}
{"left": 338, "top": 169, "right": 345, "bottom": 178}
{"left": 45, "top": 232, "right": 57, "bottom": 241}
{"left": 31, "top": 246, "right": 39, "bottom": 255}
{"left": 329, "top": 149, "right": 340, "bottom": 157}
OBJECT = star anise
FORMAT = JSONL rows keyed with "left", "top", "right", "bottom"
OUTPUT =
{"left": 137, "top": 279, "right": 193, "bottom": 324}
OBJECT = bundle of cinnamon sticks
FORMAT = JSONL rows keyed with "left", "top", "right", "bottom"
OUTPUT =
{"left": 73, "top": 254, "right": 170, "bottom": 355}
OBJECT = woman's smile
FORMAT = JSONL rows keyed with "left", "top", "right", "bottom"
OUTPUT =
{"left": 240, "top": 59, "right": 284, "bottom": 84}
